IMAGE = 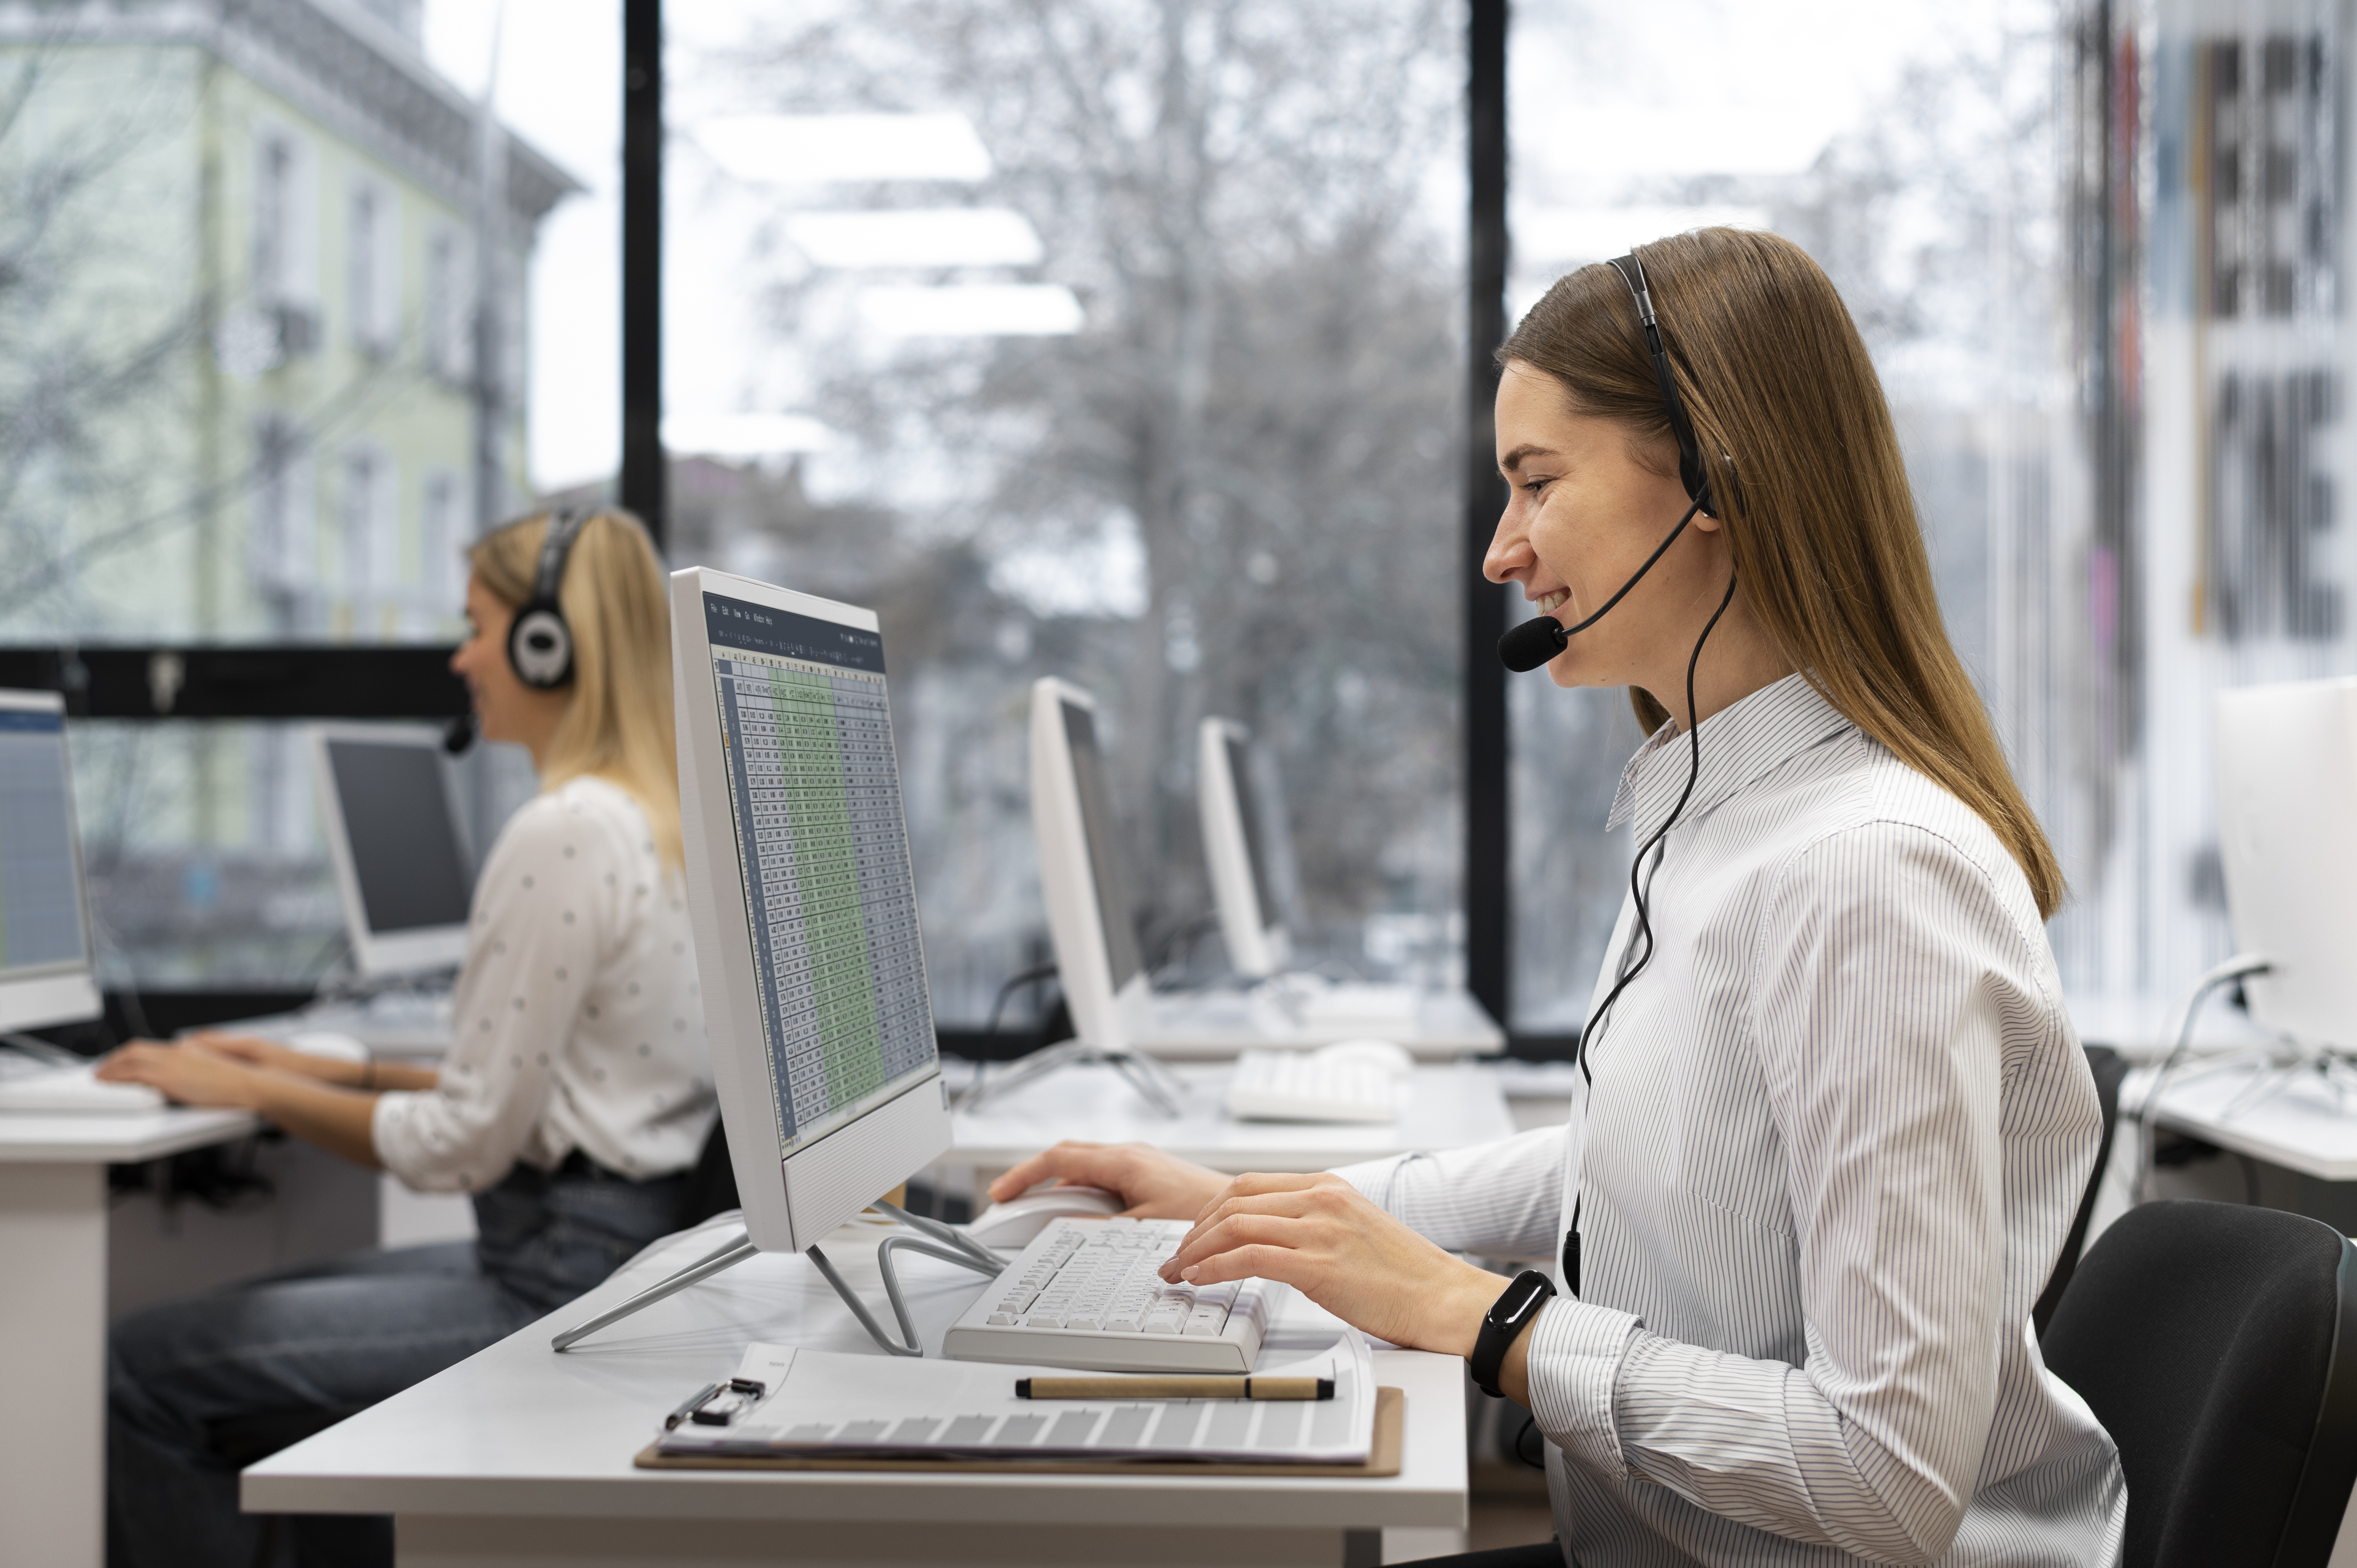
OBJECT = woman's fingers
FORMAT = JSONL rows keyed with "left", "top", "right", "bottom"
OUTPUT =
{"left": 985, "top": 1141, "right": 1110, "bottom": 1202}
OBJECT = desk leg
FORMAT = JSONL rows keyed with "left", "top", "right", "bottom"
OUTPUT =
{"left": 0, "top": 1162, "right": 106, "bottom": 1568}
{"left": 398, "top": 1515, "right": 1360, "bottom": 1565}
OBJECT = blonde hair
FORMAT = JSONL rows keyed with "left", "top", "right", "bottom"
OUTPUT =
{"left": 1500, "top": 228, "right": 2065, "bottom": 919}
{"left": 470, "top": 508, "right": 682, "bottom": 871}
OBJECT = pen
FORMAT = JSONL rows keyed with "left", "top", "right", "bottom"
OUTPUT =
{"left": 664, "top": 1383, "right": 721, "bottom": 1429}
{"left": 1015, "top": 1375, "right": 1334, "bottom": 1401}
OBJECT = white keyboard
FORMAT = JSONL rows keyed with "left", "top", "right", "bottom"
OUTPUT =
{"left": 0, "top": 1061, "right": 164, "bottom": 1114}
{"left": 1224, "top": 1049, "right": 1398, "bottom": 1123}
{"left": 942, "top": 1217, "right": 1282, "bottom": 1373}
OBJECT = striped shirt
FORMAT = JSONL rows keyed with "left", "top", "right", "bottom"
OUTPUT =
{"left": 1337, "top": 674, "right": 2125, "bottom": 1566}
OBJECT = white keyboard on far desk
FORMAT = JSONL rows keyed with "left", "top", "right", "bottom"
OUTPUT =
{"left": 1225, "top": 1049, "right": 1399, "bottom": 1123}
{"left": 943, "top": 1217, "right": 1283, "bottom": 1373}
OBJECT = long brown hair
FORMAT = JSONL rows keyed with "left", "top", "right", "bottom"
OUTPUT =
{"left": 1501, "top": 228, "right": 2064, "bottom": 918}
{"left": 470, "top": 508, "right": 683, "bottom": 871}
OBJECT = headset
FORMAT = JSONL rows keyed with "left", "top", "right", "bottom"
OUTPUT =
{"left": 507, "top": 506, "right": 593, "bottom": 690}
{"left": 1495, "top": 249, "right": 1740, "bottom": 1299}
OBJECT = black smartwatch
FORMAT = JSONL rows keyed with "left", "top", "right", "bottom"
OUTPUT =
{"left": 1470, "top": 1269, "right": 1556, "bottom": 1398}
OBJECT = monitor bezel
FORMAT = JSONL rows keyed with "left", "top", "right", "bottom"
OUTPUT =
{"left": 0, "top": 688, "right": 100, "bottom": 1032}
{"left": 1030, "top": 676, "right": 1153, "bottom": 1052}
{"left": 670, "top": 565, "right": 949, "bottom": 1254}
{"left": 1198, "top": 716, "right": 1291, "bottom": 979}
{"left": 307, "top": 723, "right": 474, "bottom": 978}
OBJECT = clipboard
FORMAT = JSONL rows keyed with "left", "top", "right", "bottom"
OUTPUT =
{"left": 634, "top": 1385, "right": 1405, "bottom": 1478}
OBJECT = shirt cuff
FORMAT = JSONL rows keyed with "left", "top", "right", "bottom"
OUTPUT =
{"left": 370, "top": 1090, "right": 424, "bottom": 1188}
{"left": 1523, "top": 1295, "right": 1642, "bottom": 1481}
{"left": 1329, "top": 1154, "right": 1415, "bottom": 1216}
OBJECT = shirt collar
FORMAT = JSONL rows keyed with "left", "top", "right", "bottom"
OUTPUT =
{"left": 1605, "top": 672, "right": 1856, "bottom": 840}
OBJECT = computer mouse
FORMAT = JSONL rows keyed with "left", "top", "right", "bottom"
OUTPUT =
{"left": 1311, "top": 1038, "right": 1415, "bottom": 1076}
{"left": 964, "top": 1184, "right": 1125, "bottom": 1248}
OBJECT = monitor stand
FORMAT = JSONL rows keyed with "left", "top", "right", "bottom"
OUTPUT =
{"left": 956, "top": 1038, "right": 1187, "bottom": 1118}
{"left": 549, "top": 1200, "right": 1002, "bottom": 1356}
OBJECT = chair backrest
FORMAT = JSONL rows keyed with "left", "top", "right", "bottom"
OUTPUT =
{"left": 2042, "top": 1200, "right": 2357, "bottom": 1568}
{"left": 2035, "top": 1043, "right": 2131, "bottom": 1338}
{"left": 675, "top": 1116, "right": 741, "bottom": 1230}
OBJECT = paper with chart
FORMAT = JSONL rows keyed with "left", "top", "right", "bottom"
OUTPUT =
{"left": 655, "top": 1333, "right": 1376, "bottom": 1463}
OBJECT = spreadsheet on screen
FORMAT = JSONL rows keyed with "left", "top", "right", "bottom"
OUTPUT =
{"left": 700, "top": 591, "right": 938, "bottom": 1157}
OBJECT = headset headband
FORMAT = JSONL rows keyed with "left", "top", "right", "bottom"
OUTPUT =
{"left": 1607, "top": 253, "right": 1714, "bottom": 514}
{"left": 533, "top": 506, "right": 591, "bottom": 605}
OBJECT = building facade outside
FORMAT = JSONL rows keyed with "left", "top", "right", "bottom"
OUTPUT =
{"left": 0, "top": 0, "right": 575, "bottom": 987}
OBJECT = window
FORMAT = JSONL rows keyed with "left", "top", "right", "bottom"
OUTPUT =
{"left": 251, "top": 122, "right": 319, "bottom": 355}
{"left": 423, "top": 224, "right": 472, "bottom": 383}
{"left": 419, "top": 467, "right": 466, "bottom": 629}
{"left": 337, "top": 442, "right": 401, "bottom": 637}
{"left": 347, "top": 176, "right": 401, "bottom": 355}
{"left": 0, "top": 3, "right": 571, "bottom": 1005}
{"left": 658, "top": 2, "right": 1467, "bottom": 1026}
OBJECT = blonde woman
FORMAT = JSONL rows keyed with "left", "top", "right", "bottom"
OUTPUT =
{"left": 100, "top": 509, "right": 714, "bottom": 1568}
{"left": 993, "top": 232, "right": 2125, "bottom": 1567}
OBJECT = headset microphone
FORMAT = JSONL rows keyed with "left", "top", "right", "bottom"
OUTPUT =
{"left": 443, "top": 712, "right": 477, "bottom": 756}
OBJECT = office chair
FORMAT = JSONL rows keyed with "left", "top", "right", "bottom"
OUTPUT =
{"left": 2034, "top": 1043, "right": 2131, "bottom": 1338}
{"left": 2043, "top": 1200, "right": 2357, "bottom": 1567}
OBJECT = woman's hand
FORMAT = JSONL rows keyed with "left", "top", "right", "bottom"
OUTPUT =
{"left": 1157, "top": 1171, "right": 1505, "bottom": 1358}
{"left": 96, "top": 1040, "right": 265, "bottom": 1110}
{"left": 986, "top": 1141, "right": 1229, "bottom": 1221}
{"left": 182, "top": 1032, "right": 363, "bottom": 1086}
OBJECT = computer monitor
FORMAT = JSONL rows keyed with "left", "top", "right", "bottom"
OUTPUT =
{"left": 671, "top": 567, "right": 951, "bottom": 1254}
{"left": 1198, "top": 717, "right": 1300, "bottom": 979}
{"left": 2216, "top": 676, "right": 2357, "bottom": 1049}
{"left": 0, "top": 690, "right": 100, "bottom": 1033}
{"left": 308, "top": 725, "right": 475, "bottom": 977}
{"left": 1030, "top": 677, "right": 1151, "bottom": 1054}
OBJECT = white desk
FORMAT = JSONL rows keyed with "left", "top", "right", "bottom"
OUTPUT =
{"left": 246, "top": 1217, "right": 1468, "bottom": 1566}
{"left": 944, "top": 1061, "right": 1516, "bottom": 1179}
{"left": 0, "top": 1106, "right": 257, "bottom": 1568}
{"left": 2143, "top": 1059, "right": 2357, "bottom": 1182}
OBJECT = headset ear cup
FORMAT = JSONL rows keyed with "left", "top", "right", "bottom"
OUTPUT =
{"left": 508, "top": 603, "right": 574, "bottom": 689}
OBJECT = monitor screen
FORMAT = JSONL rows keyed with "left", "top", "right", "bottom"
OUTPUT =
{"left": 1224, "top": 731, "right": 1279, "bottom": 932}
{"left": 323, "top": 739, "right": 474, "bottom": 936}
{"left": 700, "top": 590, "right": 938, "bottom": 1158}
{"left": 1060, "top": 699, "right": 1144, "bottom": 993}
{"left": 0, "top": 706, "right": 89, "bottom": 978}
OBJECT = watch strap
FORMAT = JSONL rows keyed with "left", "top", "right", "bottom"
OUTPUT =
{"left": 1470, "top": 1269, "right": 1556, "bottom": 1398}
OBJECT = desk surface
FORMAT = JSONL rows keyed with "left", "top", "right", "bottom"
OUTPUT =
{"left": 244, "top": 1217, "right": 1467, "bottom": 1535}
{"left": 946, "top": 1061, "right": 1515, "bottom": 1174}
{"left": 2146, "top": 1058, "right": 2357, "bottom": 1182}
{"left": 0, "top": 1105, "right": 254, "bottom": 1164}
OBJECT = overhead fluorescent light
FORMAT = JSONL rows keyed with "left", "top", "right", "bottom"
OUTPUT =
{"left": 696, "top": 114, "right": 992, "bottom": 184}
{"left": 660, "top": 412, "right": 834, "bottom": 459}
{"left": 859, "top": 284, "right": 1082, "bottom": 337}
{"left": 1515, "top": 205, "right": 1773, "bottom": 264}
{"left": 785, "top": 208, "right": 1044, "bottom": 268}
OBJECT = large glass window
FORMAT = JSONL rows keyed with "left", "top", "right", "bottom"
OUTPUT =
{"left": 0, "top": 6, "right": 566, "bottom": 995}
{"left": 655, "top": 2, "right": 1469, "bottom": 1026}
{"left": 1505, "top": 1, "right": 2076, "bottom": 1035}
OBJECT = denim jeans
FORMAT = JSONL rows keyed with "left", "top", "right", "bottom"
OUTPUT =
{"left": 107, "top": 1161, "right": 686, "bottom": 1568}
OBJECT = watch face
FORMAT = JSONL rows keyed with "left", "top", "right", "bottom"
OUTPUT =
{"left": 1495, "top": 1270, "right": 1554, "bottom": 1327}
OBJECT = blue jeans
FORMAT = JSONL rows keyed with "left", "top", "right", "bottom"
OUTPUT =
{"left": 107, "top": 1160, "right": 687, "bottom": 1568}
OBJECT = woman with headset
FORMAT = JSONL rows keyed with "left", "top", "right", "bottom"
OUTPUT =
{"left": 989, "top": 231, "right": 2125, "bottom": 1566}
{"left": 97, "top": 508, "right": 716, "bottom": 1568}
